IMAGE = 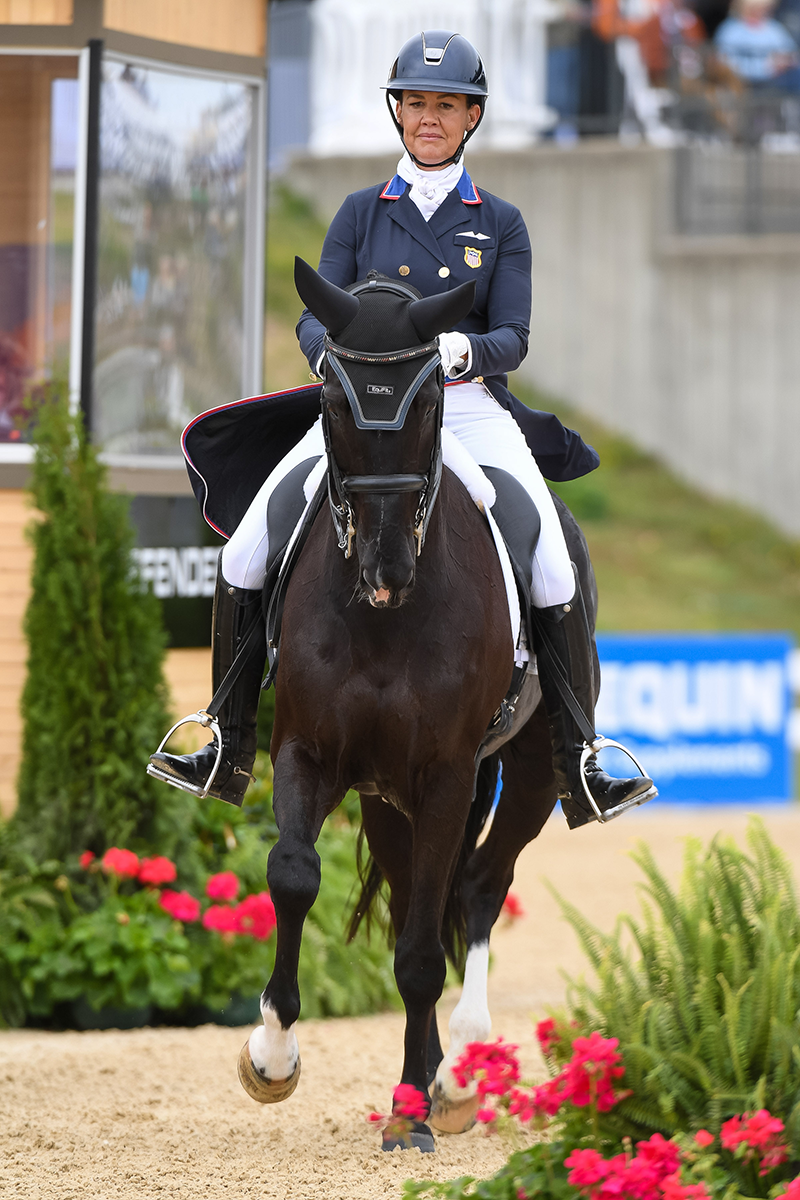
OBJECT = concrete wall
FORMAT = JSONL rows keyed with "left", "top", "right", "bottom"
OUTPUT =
{"left": 283, "top": 143, "right": 800, "bottom": 539}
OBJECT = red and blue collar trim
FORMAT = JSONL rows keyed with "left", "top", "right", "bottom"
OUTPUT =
{"left": 379, "top": 171, "right": 482, "bottom": 205}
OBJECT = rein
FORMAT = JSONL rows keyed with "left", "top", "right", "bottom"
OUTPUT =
{"left": 321, "top": 331, "right": 444, "bottom": 560}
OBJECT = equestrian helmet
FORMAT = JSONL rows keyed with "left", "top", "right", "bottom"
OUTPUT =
{"left": 382, "top": 31, "right": 488, "bottom": 164}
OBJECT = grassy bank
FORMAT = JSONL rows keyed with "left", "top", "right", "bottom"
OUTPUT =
{"left": 264, "top": 186, "right": 800, "bottom": 638}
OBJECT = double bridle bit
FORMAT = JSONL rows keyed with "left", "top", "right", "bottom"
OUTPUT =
{"left": 321, "top": 334, "right": 443, "bottom": 560}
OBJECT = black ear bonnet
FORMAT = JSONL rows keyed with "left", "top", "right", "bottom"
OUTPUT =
{"left": 294, "top": 259, "right": 475, "bottom": 431}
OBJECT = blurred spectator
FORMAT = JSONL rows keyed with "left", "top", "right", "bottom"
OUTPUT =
{"left": 547, "top": 0, "right": 592, "bottom": 141}
{"left": 594, "top": 0, "right": 682, "bottom": 141}
{"left": 714, "top": 0, "right": 800, "bottom": 88}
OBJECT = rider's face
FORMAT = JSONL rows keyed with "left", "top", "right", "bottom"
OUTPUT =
{"left": 396, "top": 91, "right": 480, "bottom": 169}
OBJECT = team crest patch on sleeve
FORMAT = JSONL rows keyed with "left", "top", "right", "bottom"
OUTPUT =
{"left": 464, "top": 246, "right": 482, "bottom": 269}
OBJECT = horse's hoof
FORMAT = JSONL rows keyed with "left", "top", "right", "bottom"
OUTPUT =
{"left": 381, "top": 1121, "right": 436, "bottom": 1153}
{"left": 429, "top": 1081, "right": 480, "bottom": 1134}
{"left": 237, "top": 1040, "right": 300, "bottom": 1104}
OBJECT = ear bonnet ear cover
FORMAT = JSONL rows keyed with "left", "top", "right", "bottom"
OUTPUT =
{"left": 294, "top": 257, "right": 360, "bottom": 334}
{"left": 408, "top": 281, "right": 476, "bottom": 341}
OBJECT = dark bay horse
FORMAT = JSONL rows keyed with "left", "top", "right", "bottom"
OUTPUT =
{"left": 237, "top": 259, "right": 598, "bottom": 1150}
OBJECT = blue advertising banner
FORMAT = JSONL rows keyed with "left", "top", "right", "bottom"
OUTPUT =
{"left": 595, "top": 633, "right": 795, "bottom": 803}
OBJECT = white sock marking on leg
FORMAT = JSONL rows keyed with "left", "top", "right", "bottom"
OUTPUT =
{"left": 435, "top": 941, "right": 491, "bottom": 1098}
{"left": 248, "top": 1000, "right": 299, "bottom": 1080}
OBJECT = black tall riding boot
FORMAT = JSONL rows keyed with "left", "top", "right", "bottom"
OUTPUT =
{"left": 148, "top": 567, "right": 264, "bottom": 807}
{"left": 535, "top": 579, "right": 657, "bottom": 831}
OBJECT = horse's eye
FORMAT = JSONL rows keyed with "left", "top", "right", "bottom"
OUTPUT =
{"left": 327, "top": 404, "right": 339, "bottom": 421}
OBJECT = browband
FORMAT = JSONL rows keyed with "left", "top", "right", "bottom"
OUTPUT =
{"left": 324, "top": 334, "right": 439, "bottom": 365}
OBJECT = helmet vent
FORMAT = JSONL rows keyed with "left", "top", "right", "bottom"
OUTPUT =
{"left": 424, "top": 46, "right": 444, "bottom": 64}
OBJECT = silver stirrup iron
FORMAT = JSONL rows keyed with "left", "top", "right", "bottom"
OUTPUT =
{"left": 579, "top": 736, "right": 656, "bottom": 824}
{"left": 146, "top": 710, "right": 223, "bottom": 799}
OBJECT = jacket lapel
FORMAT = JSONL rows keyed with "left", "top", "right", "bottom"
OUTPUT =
{"left": 386, "top": 189, "right": 448, "bottom": 266}
{"left": 427, "top": 186, "right": 474, "bottom": 238}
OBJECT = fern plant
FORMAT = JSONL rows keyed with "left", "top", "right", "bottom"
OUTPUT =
{"left": 548, "top": 818, "right": 800, "bottom": 1153}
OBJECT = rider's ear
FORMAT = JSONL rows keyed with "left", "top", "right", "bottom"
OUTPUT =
{"left": 408, "top": 281, "right": 476, "bottom": 341}
{"left": 295, "top": 257, "right": 360, "bottom": 334}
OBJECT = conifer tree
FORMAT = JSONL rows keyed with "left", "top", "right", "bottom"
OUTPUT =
{"left": 13, "top": 385, "right": 175, "bottom": 861}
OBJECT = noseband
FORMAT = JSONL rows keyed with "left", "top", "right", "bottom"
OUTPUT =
{"left": 321, "top": 322, "right": 444, "bottom": 560}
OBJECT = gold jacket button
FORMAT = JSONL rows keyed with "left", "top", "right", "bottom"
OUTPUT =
{"left": 399, "top": 265, "right": 410, "bottom": 276}
{"left": 438, "top": 266, "right": 450, "bottom": 278}
{"left": 474, "top": 376, "right": 484, "bottom": 383}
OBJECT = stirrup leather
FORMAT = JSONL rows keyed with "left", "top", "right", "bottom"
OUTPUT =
{"left": 146, "top": 710, "right": 223, "bottom": 799}
{"left": 578, "top": 736, "right": 656, "bottom": 823}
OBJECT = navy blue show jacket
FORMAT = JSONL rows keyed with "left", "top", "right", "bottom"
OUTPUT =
{"left": 296, "top": 170, "right": 599, "bottom": 482}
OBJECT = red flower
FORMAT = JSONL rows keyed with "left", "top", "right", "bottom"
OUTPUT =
{"left": 558, "top": 1032, "right": 627, "bottom": 1111}
{"left": 536, "top": 1017, "right": 560, "bottom": 1054}
{"left": 393, "top": 1083, "right": 427, "bottom": 1122}
{"left": 661, "top": 1172, "right": 710, "bottom": 1200}
{"left": 721, "top": 1110, "right": 788, "bottom": 1174}
{"left": 694, "top": 1130, "right": 714, "bottom": 1149}
{"left": 202, "top": 904, "right": 239, "bottom": 933}
{"left": 159, "top": 890, "right": 200, "bottom": 922}
{"left": 565, "top": 1148, "right": 610, "bottom": 1189}
{"left": 775, "top": 1177, "right": 800, "bottom": 1200}
{"left": 206, "top": 871, "right": 240, "bottom": 902}
{"left": 101, "top": 847, "right": 140, "bottom": 878}
{"left": 530, "top": 1077, "right": 567, "bottom": 1116}
{"left": 233, "top": 892, "right": 276, "bottom": 940}
{"left": 452, "top": 1038, "right": 521, "bottom": 1098}
{"left": 502, "top": 892, "right": 525, "bottom": 921}
{"left": 476, "top": 1106, "right": 497, "bottom": 1124}
{"left": 138, "top": 856, "right": 177, "bottom": 886}
{"left": 79, "top": 851, "right": 95, "bottom": 869}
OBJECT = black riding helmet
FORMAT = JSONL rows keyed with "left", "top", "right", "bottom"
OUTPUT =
{"left": 382, "top": 31, "right": 488, "bottom": 169}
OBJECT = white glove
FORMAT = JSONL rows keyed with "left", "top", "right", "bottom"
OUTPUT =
{"left": 437, "top": 331, "right": 472, "bottom": 379}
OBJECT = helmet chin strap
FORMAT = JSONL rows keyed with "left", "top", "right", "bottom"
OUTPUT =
{"left": 406, "top": 138, "right": 467, "bottom": 170}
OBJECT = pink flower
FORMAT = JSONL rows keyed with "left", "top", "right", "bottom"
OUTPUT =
{"left": 565, "top": 1147, "right": 610, "bottom": 1189}
{"left": 202, "top": 904, "right": 239, "bottom": 933}
{"left": 530, "top": 1077, "right": 567, "bottom": 1116}
{"left": 101, "top": 847, "right": 140, "bottom": 878}
{"left": 661, "top": 1172, "right": 710, "bottom": 1200}
{"left": 79, "top": 851, "right": 95, "bottom": 869}
{"left": 775, "top": 1177, "right": 800, "bottom": 1200}
{"left": 502, "top": 892, "right": 525, "bottom": 921}
{"left": 694, "top": 1130, "right": 714, "bottom": 1148}
{"left": 452, "top": 1039, "right": 521, "bottom": 1098}
{"left": 721, "top": 1110, "right": 788, "bottom": 1174}
{"left": 559, "top": 1032, "right": 627, "bottom": 1111}
{"left": 206, "top": 871, "right": 240, "bottom": 902}
{"left": 137, "top": 856, "right": 177, "bottom": 886}
{"left": 159, "top": 889, "right": 200, "bottom": 922}
{"left": 233, "top": 892, "right": 276, "bottom": 940}
{"left": 476, "top": 1107, "right": 497, "bottom": 1124}
{"left": 393, "top": 1083, "right": 427, "bottom": 1122}
{"left": 536, "top": 1017, "right": 560, "bottom": 1054}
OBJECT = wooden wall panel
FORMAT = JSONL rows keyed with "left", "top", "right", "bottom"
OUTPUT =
{"left": 103, "top": 0, "right": 266, "bottom": 57}
{"left": 0, "top": 488, "right": 213, "bottom": 817}
{"left": 0, "top": 490, "right": 33, "bottom": 818}
{"left": 0, "top": 0, "right": 73, "bottom": 23}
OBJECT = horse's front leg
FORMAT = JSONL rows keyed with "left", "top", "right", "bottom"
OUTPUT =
{"left": 238, "top": 742, "right": 337, "bottom": 1104}
{"left": 384, "top": 763, "right": 473, "bottom": 1152}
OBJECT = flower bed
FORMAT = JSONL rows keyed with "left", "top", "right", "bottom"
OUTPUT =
{"left": 0, "top": 766, "right": 399, "bottom": 1029}
{"left": 405, "top": 819, "right": 800, "bottom": 1200}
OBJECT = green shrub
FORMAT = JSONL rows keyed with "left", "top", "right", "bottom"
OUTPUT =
{"left": 12, "top": 383, "right": 175, "bottom": 862}
{"left": 549, "top": 818, "right": 800, "bottom": 1150}
{"left": 0, "top": 757, "right": 399, "bottom": 1027}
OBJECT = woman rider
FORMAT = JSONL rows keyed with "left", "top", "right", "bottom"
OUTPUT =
{"left": 150, "top": 30, "right": 656, "bottom": 830}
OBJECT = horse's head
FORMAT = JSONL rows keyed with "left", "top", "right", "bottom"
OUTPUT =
{"left": 295, "top": 258, "right": 475, "bottom": 608}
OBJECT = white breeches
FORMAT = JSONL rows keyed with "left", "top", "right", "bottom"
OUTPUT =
{"left": 221, "top": 382, "right": 575, "bottom": 608}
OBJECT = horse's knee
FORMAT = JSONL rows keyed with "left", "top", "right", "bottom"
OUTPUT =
{"left": 394, "top": 934, "right": 447, "bottom": 1010}
{"left": 267, "top": 836, "right": 321, "bottom": 914}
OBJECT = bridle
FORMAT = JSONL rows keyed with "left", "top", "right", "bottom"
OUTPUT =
{"left": 320, "top": 283, "right": 445, "bottom": 560}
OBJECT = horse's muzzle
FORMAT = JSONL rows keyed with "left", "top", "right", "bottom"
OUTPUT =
{"left": 361, "top": 567, "right": 414, "bottom": 608}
